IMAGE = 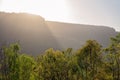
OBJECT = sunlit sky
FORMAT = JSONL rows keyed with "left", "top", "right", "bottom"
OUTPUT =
{"left": 0, "top": 0, "right": 120, "bottom": 31}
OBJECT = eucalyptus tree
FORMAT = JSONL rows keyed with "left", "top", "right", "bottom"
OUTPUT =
{"left": 104, "top": 33, "right": 120, "bottom": 80}
{"left": 19, "top": 54, "right": 36, "bottom": 80}
{"left": 0, "top": 43, "right": 20, "bottom": 80}
{"left": 76, "top": 40, "right": 102, "bottom": 80}
{"left": 37, "top": 48, "right": 71, "bottom": 80}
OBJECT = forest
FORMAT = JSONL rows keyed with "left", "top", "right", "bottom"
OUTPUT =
{"left": 0, "top": 33, "right": 120, "bottom": 80}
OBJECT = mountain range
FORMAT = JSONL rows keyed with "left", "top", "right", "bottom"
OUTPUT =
{"left": 0, "top": 12, "right": 118, "bottom": 55}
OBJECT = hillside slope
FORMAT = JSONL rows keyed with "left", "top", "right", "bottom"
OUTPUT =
{"left": 0, "top": 12, "right": 60, "bottom": 55}
{"left": 47, "top": 21, "right": 117, "bottom": 49}
{"left": 0, "top": 12, "right": 118, "bottom": 55}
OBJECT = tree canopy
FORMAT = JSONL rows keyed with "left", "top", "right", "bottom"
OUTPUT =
{"left": 0, "top": 34, "right": 120, "bottom": 80}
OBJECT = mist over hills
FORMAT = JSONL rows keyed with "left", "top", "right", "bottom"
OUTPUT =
{"left": 0, "top": 12, "right": 118, "bottom": 55}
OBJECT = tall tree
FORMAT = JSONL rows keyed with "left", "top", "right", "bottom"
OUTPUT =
{"left": 19, "top": 54, "right": 36, "bottom": 80}
{"left": 76, "top": 40, "right": 102, "bottom": 80}
{"left": 0, "top": 43, "right": 20, "bottom": 80}
{"left": 104, "top": 33, "right": 120, "bottom": 80}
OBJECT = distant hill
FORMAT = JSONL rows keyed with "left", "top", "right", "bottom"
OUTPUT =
{"left": 0, "top": 12, "right": 118, "bottom": 55}
{"left": 47, "top": 21, "right": 118, "bottom": 49}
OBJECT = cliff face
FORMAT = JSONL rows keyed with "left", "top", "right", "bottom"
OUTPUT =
{"left": 47, "top": 21, "right": 117, "bottom": 49}
{"left": 0, "top": 12, "right": 61, "bottom": 55}
{"left": 0, "top": 12, "right": 118, "bottom": 55}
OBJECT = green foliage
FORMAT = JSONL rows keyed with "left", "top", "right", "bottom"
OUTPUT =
{"left": 75, "top": 40, "right": 102, "bottom": 80}
{"left": 104, "top": 33, "right": 120, "bottom": 80}
{"left": 0, "top": 43, "right": 20, "bottom": 80}
{"left": 0, "top": 34, "right": 120, "bottom": 80}
{"left": 19, "top": 54, "right": 36, "bottom": 80}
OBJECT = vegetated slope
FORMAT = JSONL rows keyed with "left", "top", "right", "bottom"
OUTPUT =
{"left": 0, "top": 12, "right": 118, "bottom": 55}
{"left": 47, "top": 21, "right": 117, "bottom": 49}
{"left": 0, "top": 12, "right": 60, "bottom": 55}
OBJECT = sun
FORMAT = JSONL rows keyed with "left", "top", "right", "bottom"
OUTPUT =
{"left": 0, "top": 0, "right": 70, "bottom": 21}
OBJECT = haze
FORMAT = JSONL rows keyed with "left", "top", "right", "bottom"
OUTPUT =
{"left": 0, "top": 0, "right": 120, "bottom": 31}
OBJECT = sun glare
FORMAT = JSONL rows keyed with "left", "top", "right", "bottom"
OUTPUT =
{"left": 0, "top": 0, "right": 70, "bottom": 21}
